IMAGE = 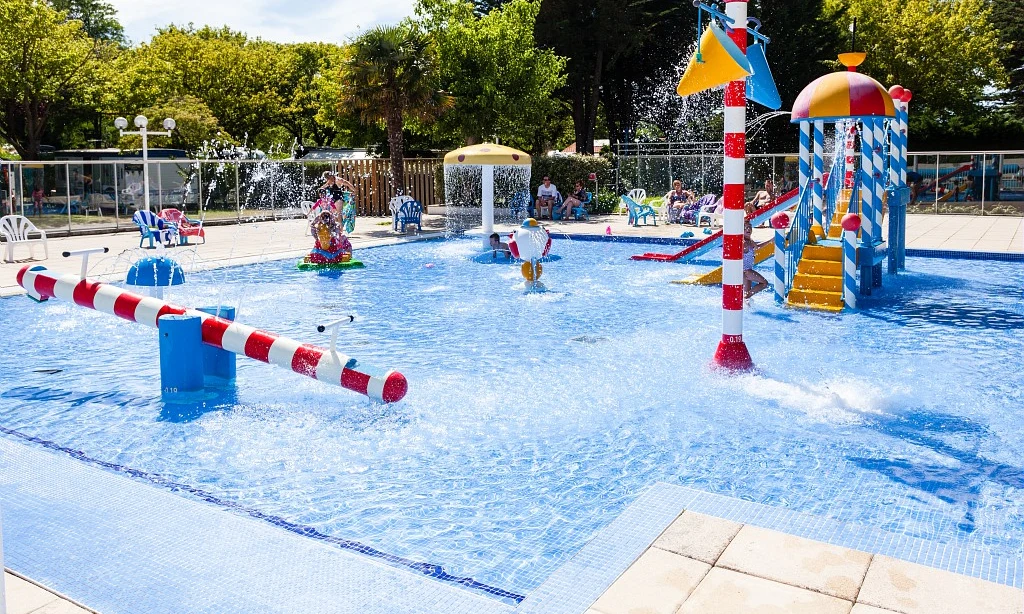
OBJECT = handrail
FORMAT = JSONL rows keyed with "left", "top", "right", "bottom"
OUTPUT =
{"left": 821, "top": 151, "right": 845, "bottom": 236}
{"left": 784, "top": 180, "right": 815, "bottom": 296}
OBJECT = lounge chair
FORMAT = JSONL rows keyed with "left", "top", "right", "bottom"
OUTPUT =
{"left": 682, "top": 194, "right": 717, "bottom": 226}
{"left": 622, "top": 189, "right": 646, "bottom": 215}
{"left": 0, "top": 215, "right": 48, "bottom": 262}
{"left": 623, "top": 196, "right": 657, "bottom": 226}
{"left": 159, "top": 208, "right": 205, "bottom": 245}
{"left": 132, "top": 209, "right": 176, "bottom": 248}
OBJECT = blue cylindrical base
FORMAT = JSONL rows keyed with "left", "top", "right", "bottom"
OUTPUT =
{"left": 158, "top": 314, "right": 205, "bottom": 395}
{"left": 197, "top": 306, "right": 237, "bottom": 385}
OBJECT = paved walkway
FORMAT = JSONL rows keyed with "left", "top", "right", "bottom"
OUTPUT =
{"left": 905, "top": 214, "right": 1023, "bottom": 252}
{"left": 588, "top": 511, "right": 1022, "bottom": 614}
{"left": 5, "top": 570, "right": 94, "bottom": 614}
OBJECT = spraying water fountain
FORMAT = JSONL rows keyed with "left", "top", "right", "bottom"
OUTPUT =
{"left": 442, "top": 144, "right": 531, "bottom": 248}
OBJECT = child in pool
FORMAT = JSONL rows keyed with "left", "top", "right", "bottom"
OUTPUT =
{"left": 743, "top": 221, "right": 770, "bottom": 299}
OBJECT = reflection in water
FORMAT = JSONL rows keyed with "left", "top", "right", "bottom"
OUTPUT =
{"left": 864, "top": 299, "right": 1024, "bottom": 331}
{"left": 850, "top": 408, "right": 1024, "bottom": 533}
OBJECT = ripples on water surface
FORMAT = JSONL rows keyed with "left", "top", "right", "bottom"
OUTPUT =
{"left": 1, "top": 239, "right": 1022, "bottom": 595}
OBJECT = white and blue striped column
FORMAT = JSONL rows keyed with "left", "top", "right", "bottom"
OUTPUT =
{"left": 859, "top": 122, "right": 873, "bottom": 245}
{"left": 812, "top": 120, "right": 824, "bottom": 231}
{"left": 898, "top": 91, "right": 911, "bottom": 270}
{"left": 771, "top": 212, "right": 790, "bottom": 303}
{"left": 887, "top": 117, "right": 900, "bottom": 189}
{"left": 872, "top": 118, "right": 885, "bottom": 239}
{"left": 799, "top": 122, "right": 811, "bottom": 198}
{"left": 843, "top": 227, "right": 858, "bottom": 309}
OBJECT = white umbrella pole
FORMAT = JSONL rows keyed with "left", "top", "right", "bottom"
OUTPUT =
{"left": 482, "top": 164, "right": 494, "bottom": 249}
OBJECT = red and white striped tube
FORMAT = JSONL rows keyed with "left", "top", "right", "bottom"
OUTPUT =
{"left": 844, "top": 122, "right": 857, "bottom": 189}
{"left": 17, "top": 266, "right": 408, "bottom": 403}
{"left": 713, "top": 0, "right": 754, "bottom": 372}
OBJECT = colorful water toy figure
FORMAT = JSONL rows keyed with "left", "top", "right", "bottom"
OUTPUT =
{"left": 298, "top": 209, "right": 364, "bottom": 271}
{"left": 508, "top": 218, "right": 552, "bottom": 292}
{"left": 341, "top": 192, "right": 356, "bottom": 234}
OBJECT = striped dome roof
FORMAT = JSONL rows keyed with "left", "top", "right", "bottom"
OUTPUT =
{"left": 791, "top": 69, "right": 895, "bottom": 123}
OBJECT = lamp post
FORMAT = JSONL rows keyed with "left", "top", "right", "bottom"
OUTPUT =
{"left": 115, "top": 115, "right": 175, "bottom": 212}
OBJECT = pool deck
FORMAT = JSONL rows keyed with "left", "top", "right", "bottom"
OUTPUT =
{"left": 0, "top": 213, "right": 1020, "bottom": 298}
{"left": 2, "top": 211, "right": 1023, "bottom": 613}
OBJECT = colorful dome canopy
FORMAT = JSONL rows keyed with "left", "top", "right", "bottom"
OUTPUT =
{"left": 791, "top": 56, "right": 895, "bottom": 123}
{"left": 443, "top": 143, "right": 531, "bottom": 166}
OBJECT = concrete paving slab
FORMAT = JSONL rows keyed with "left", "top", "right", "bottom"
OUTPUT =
{"left": 676, "top": 567, "right": 853, "bottom": 614}
{"left": 652, "top": 511, "right": 742, "bottom": 565}
{"left": 857, "top": 555, "right": 1024, "bottom": 614}
{"left": 716, "top": 525, "right": 872, "bottom": 601}
{"left": 4, "top": 572, "right": 64, "bottom": 614}
{"left": 590, "top": 548, "right": 709, "bottom": 614}
{"left": 850, "top": 605, "right": 902, "bottom": 614}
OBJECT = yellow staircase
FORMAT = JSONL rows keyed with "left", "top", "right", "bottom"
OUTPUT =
{"left": 787, "top": 243, "right": 845, "bottom": 312}
{"left": 825, "top": 188, "right": 855, "bottom": 240}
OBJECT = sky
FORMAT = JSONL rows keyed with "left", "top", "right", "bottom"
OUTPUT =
{"left": 107, "top": 0, "right": 418, "bottom": 45}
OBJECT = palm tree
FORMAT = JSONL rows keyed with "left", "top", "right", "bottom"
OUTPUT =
{"left": 339, "top": 25, "right": 451, "bottom": 195}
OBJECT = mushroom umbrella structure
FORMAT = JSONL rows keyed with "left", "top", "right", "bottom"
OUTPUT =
{"left": 443, "top": 143, "right": 531, "bottom": 249}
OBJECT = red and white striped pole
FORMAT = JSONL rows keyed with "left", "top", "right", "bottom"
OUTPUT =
{"left": 713, "top": 0, "right": 753, "bottom": 372}
{"left": 844, "top": 121, "right": 857, "bottom": 189}
{"left": 17, "top": 266, "right": 408, "bottom": 403}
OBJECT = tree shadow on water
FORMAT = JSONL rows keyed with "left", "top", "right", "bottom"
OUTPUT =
{"left": 849, "top": 407, "right": 1024, "bottom": 534}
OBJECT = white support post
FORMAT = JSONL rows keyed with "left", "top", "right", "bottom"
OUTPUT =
{"left": 481, "top": 164, "right": 495, "bottom": 250}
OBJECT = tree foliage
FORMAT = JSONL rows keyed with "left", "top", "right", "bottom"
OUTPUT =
{"left": 336, "top": 24, "right": 451, "bottom": 193}
{"left": 417, "top": 0, "right": 566, "bottom": 152}
{"left": 49, "top": 0, "right": 125, "bottom": 44}
{"left": 827, "top": 0, "right": 1005, "bottom": 146}
{"left": 117, "top": 95, "right": 228, "bottom": 154}
{"left": 0, "top": 0, "right": 104, "bottom": 158}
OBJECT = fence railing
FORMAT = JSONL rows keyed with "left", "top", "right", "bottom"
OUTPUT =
{"left": 0, "top": 157, "right": 442, "bottom": 235}
{"left": 612, "top": 147, "right": 1024, "bottom": 217}
{"left": 785, "top": 181, "right": 815, "bottom": 296}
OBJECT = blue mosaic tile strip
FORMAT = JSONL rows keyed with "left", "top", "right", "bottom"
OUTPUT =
{"left": 549, "top": 233, "right": 700, "bottom": 246}
{"left": 0, "top": 425, "right": 525, "bottom": 606}
{"left": 905, "top": 248, "right": 1023, "bottom": 262}
{"left": 519, "top": 482, "right": 1023, "bottom": 614}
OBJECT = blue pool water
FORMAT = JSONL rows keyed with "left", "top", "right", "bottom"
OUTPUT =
{"left": 1, "top": 238, "right": 1023, "bottom": 600}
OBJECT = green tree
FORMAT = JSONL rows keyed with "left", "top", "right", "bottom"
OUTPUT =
{"left": 50, "top": 0, "right": 125, "bottom": 44}
{"left": 828, "top": 0, "right": 1005, "bottom": 146}
{"left": 128, "top": 26, "right": 290, "bottom": 145}
{"left": 278, "top": 42, "right": 347, "bottom": 147}
{"left": 337, "top": 24, "right": 451, "bottom": 194}
{"left": 991, "top": 0, "right": 1024, "bottom": 111}
{"left": 0, "top": 0, "right": 103, "bottom": 158}
{"left": 417, "top": 0, "right": 566, "bottom": 152}
{"left": 117, "top": 95, "right": 230, "bottom": 155}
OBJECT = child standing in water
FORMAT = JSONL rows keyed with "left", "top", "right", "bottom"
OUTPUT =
{"left": 743, "top": 220, "right": 770, "bottom": 299}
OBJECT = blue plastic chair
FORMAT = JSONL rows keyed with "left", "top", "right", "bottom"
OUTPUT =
{"left": 572, "top": 192, "right": 592, "bottom": 220}
{"left": 132, "top": 209, "right": 176, "bottom": 248}
{"left": 623, "top": 196, "right": 657, "bottom": 226}
{"left": 549, "top": 193, "right": 566, "bottom": 220}
{"left": 509, "top": 190, "right": 534, "bottom": 219}
{"left": 396, "top": 199, "right": 423, "bottom": 232}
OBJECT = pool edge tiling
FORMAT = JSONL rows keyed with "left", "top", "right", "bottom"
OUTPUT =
{"left": 0, "top": 436, "right": 514, "bottom": 614}
{"left": 518, "top": 482, "right": 1024, "bottom": 614}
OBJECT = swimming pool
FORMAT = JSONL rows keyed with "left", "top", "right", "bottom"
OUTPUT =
{"left": 1, "top": 238, "right": 1022, "bottom": 605}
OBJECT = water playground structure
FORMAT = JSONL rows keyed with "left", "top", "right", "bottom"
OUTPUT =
{"left": 298, "top": 199, "right": 364, "bottom": 271}
{"left": 508, "top": 218, "right": 553, "bottom": 292}
{"left": 635, "top": 0, "right": 912, "bottom": 372}
{"left": 443, "top": 143, "right": 531, "bottom": 249}
{"left": 16, "top": 252, "right": 406, "bottom": 404}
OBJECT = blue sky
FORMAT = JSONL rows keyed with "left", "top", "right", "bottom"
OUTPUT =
{"left": 108, "top": 0, "right": 418, "bottom": 45}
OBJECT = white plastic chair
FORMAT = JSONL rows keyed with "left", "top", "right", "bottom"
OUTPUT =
{"left": 696, "top": 197, "right": 725, "bottom": 227}
{"left": 0, "top": 215, "right": 48, "bottom": 262}
{"left": 300, "top": 200, "right": 315, "bottom": 235}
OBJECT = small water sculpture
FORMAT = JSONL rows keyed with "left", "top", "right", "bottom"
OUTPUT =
{"left": 126, "top": 250, "right": 186, "bottom": 299}
{"left": 442, "top": 143, "right": 531, "bottom": 249}
{"left": 297, "top": 205, "right": 364, "bottom": 271}
{"left": 508, "top": 218, "right": 552, "bottom": 292}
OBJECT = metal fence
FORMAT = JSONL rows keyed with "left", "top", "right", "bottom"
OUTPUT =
{"left": 0, "top": 157, "right": 443, "bottom": 234}
{"left": 613, "top": 147, "right": 1024, "bottom": 216}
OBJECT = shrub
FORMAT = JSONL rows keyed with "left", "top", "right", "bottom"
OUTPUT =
{"left": 593, "top": 190, "right": 620, "bottom": 215}
{"left": 530, "top": 154, "right": 613, "bottom": 202}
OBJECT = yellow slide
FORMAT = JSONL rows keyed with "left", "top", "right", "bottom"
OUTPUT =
{"left": 672, "top": 242, "right": 775, "bottom": 286}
